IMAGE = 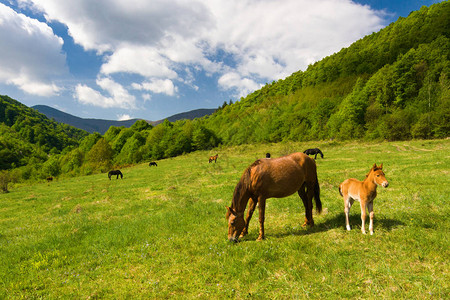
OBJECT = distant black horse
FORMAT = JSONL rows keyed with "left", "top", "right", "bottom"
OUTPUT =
{"left": 149, "top": 162, "right": 158, "bottom": 167}
{"left": 266, "top": 153, "right": 271, "bottom": 158}
{"left": 303, "top": 148, "right": 324, "bottom": 159}
{"left": 108, "top": 170, "right": 123, "bottom": 180}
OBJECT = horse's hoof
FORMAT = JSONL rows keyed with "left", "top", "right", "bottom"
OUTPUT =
{"left": 256, "top": 236, "right": 264, "bottom": 241}
{"left": 370, "top": 231, "right": 374, "bottom": 235}
{"left": 346, "top": 225, "right": 351, "bottom": 231}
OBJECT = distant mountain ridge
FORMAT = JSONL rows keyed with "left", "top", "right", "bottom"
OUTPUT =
{"left": 32, "top": 105, "right": 216, "bottom": 134}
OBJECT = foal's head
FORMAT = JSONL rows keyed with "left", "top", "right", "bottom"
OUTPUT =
{"left": 369, "top": 163, "right": 389, "bottom": 188}
{"left": 226, "top": 206, "right": 245, "bottom": 243}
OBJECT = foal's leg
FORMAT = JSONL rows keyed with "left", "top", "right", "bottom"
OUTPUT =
{"left": 367, "top": 201, "right": 374, "bottom": 235}
{"left": 360, "top": 201, "right": 367, "bottom": 234}
{"left": 240, "top": 197, "right": 257, "bottom": 238}
{"left": 257, "top": 197, "right": 266, "bottom": 241}
{"left": 344, "top": 197, "right": 354, "bottom": 231}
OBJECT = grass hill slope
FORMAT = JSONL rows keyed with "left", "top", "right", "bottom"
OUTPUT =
{"left": 1, "top": 139, "right": 448, "bottom": 298}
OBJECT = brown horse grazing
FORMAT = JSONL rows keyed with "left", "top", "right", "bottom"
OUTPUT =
{"left": 209, "top": 154, "right": 218, "bottom": 163}
{"left": 339, "top": 164, "right": 389, "bottom": 235}
{"left": 226, "top": 152, "right": 322, "bottom": 242}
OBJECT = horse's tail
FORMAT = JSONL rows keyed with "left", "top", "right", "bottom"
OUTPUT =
{"left": 339, "top": 185, "right": 343, "bottom": 197}
{"left": 314, "top": 177, "right": 322, "bottom": 213}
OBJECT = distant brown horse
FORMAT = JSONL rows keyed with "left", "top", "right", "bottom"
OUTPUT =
{"left": 339, "top": 163, "right": 389, "bottom": 235}
{"left": 209, "top": 154, "right": 218, "bottom": 163}
{"left": 226, "top": 152, "right": 322, "bottom": 242}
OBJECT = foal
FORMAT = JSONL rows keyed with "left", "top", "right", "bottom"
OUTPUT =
{"left": 339, "top": 164, "right": 389, "bottom": 235}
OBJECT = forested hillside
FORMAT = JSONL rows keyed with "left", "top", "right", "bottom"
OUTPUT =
{"left": 0, "top": 95, "right": 88, "bottom": 170}
{"left": 203, "top": 2, "right": 449, "bottom": 143}
{"left": 0, "top": 2, "right": 449, "bottom": 187}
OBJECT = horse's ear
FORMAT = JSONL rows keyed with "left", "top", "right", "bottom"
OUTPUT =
{"left": 379, "top": 163, "right": 383, "bottom": 169}
{"left": 372, "top": 163, "right": 377, "bottom": 169}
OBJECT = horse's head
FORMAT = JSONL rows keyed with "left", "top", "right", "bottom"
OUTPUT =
{"left": 371, "top": 163, "right": 389, "bottom": 188}
{"left": 226, "top": 206, "right": 245, "bottom": 243}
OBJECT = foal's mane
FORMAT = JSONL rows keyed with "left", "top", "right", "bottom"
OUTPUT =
{"left": 365, "top": 165, "right": 382, "bottom": 178}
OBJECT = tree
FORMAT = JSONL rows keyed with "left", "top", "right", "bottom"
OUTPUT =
{"left": 0, "top": 170, "right": 10, "bottom": 192}
{"left": 86, "top": 138, "right": 113, "bottom": 172}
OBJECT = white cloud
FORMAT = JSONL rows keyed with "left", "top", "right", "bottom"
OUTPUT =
{"left": 74, "top": 77, "right": 136, "bottom": 109}
{"left": 132, "top": 79, "right": 178, "bottom": 96}
{"left": 218, "top": 72, "right": 262, "bottom": 98}
{"left": 117, "top": 114, "right": 131, "bottom": 121}
{"left": 0, "top": 3, "right": 66, "bottom": 96}
{"left": 101, "top": 46, "right": 178, "bottom": 79}
{"left": 16, "top": 0, "right": 386, "bottom": 99}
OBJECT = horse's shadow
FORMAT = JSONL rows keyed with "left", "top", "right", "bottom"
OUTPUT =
{"left": 259, "top": 213, "right": 405, "bottom": 240}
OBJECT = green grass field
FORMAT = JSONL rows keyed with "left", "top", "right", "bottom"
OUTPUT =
{"left": 1, "top": 139, "right": 449, "bottom": 298}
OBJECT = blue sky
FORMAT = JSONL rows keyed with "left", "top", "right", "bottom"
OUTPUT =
{"left": 0, "top": 0, "right": 443, "bottom": 121}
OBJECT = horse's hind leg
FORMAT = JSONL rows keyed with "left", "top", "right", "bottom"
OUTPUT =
{"left": 298, "top": 184, "right": 314, "bottom": 227}
{"left": 240, "top": 197, "right": 257, "bottom": 238}
{"left": 344, "top": 197, "right": 354, "bottom": 231}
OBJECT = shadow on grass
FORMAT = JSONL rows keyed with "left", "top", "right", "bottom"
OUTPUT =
{"left": 265, "top": 213, "right": 406, "bottom": 240}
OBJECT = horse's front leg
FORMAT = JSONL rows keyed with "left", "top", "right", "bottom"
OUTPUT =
{"left": 367, "top": 201, "right": 374, "bottom": 235}
{"left": 257, "top": 197, "right": 266, "bottom": 241}
{"left": 240, "top": 197, "right": 257, "bottom": 238}
{"left": 360, "top": 201, "right": 367, "bottom": 234}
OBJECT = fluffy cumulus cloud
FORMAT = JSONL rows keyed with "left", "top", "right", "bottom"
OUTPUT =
{"left": 75, "top": 77, "right": 136, "bottom": 109}
{"left": 0, "top": 3, "right": 66, "bottom": 96}
{"left": 13, "top": 0, "right": 385, "bottom": 106}
{"left": 132, "top": 79, "right": 178, "bottom": 96}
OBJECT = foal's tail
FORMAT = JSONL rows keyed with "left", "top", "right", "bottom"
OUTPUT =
{"left": 338, "top": 184, "right": 343, "bottom": 197}
{"left": 314, "top": 177, "right": 322, "bottom": 213}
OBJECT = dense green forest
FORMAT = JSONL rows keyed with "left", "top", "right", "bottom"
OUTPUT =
{"left": 0, "top": 2, "right": 449, "bottom": 188}
{"left": 204, "top": 2, "right": 449, "bottom": 143}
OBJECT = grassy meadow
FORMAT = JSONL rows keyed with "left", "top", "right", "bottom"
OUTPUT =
{"left": 0, "top": 139, "right": 449, "bottom": 298}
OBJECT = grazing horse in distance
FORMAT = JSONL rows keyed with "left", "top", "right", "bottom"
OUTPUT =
{"left": 149, "top": 162, "right": 158, "bottom": 167}
{"left": 108, "top": 170, "right": 123, "bottom": 180}
{"left": 46, "top": 177, "right": 53, "bottom": 182}
{"left": 226, "top": 152, "right": 322, "bottom": 242}
{"left": 303, "top": 148, "right": 324, "bottom": 159}
{"left": 266, "top": 153, "right": 271, "bottom": 158}
{"left": 339, "top": 163, "right": 389, "bottom": 235}
{"left": 209, "top": 154, "right": 218, "bottom": 163}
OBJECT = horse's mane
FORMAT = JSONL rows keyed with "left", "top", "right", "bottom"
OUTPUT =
{"left": 230, "top": 160, "right": 262, "bottom": 211}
